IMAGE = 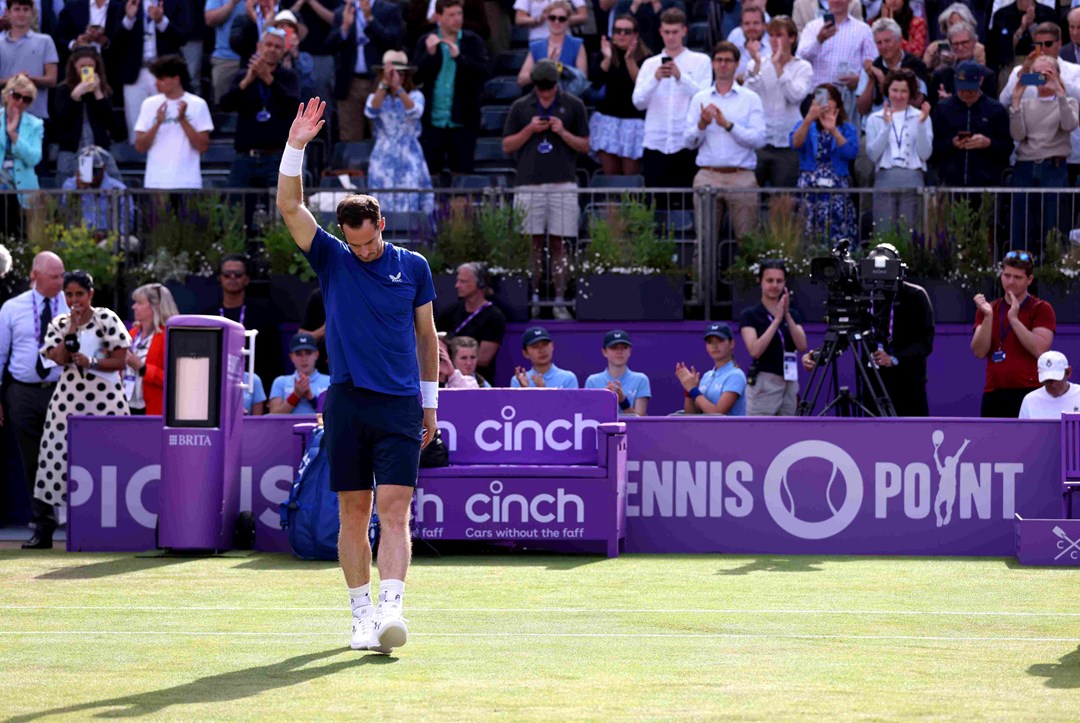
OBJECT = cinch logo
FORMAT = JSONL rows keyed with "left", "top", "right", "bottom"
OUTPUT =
{"left": 167, "top": 434, "right": 213, "bottom": 447}
{"left": 474, "top": 405, "right": 599, "bottom": 452}
{"left": 465, "top": 480, "right": 584, "bottom": 523}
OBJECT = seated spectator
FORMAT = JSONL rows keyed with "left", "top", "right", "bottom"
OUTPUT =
{"left": 113, "top": 0, "right": 189, "bottom": 141}
{"left": 589, "top": 14, "right": 650, "bottom": 176}
{"left": 60, "top": 145, "right": 134, "bottom": 236}
{"left": 1007, "top": 56, "right": 1079, "bottom": 249}
{"left": 930, "top": 62, "right": 1011, "bottom": 187}
{"left": 204, "top": 0, "right": 248, "bottom": 103}
{"left": 791, "top": 83, "right": 858, "bottom": 245}
{"left": 269, "top": 332, "right": 331, "bottom": 414}
{"left": 870, "top": 0, "right": 925, "bottom": 58}
{"left": 584, "top": 329, "right": 650, "bottom": 415}
{"left": 243, "top": 370, "right": 267, "bottom": 415}
{"left": 518, "top": 1, "right": 588, "bottom": 89}
{"left": 791, "top": 0, "right": 861, "bottom": 34}
{"left": 796, "top": 0, "right": 875, "bottom": 90}
{"left": 855, "top": 18, "right": 930, "bottom": 117}
{"left": 987, "top": 0, "right": 1056, "bottom": 72}
{"left": 0, "top": 74, "right": 42, "bottom": 239}
{"left": 514, "top": 0, "right": 586, "bottom": 43}
{"left": 503, "top": 59, "right": 590, "bottom": 320}
{"left": 133, "top": 55, "right": 213, "bottom": 190}
{"left": 738, "top": 260, "right": 807, "bottom": 416}
{"left": 202, "top": 253, "right": 283, "bottom": 384}
{"left": 511, "top": 325, "right": 579, "bottom": 388}
{"left": 676, "top": 321, "right": 746, "bottom": 415}
{"left": 924, "top": 4, "right": 986, "bottom": 72}
{"left": 436, "top": 262, "right": 506, "bottom": 382}
{"left": 928, "top": 22, "right": 995, "bottom": 101}
{"left": 365, "top": 50, "right": 434, "bottom": 214}
{"left": 414, "top": 0, "right": 489, "bottom": 177}
{"left": 865, "top": 69, "right": 932, "bottom": 232}
{"left": 124, "top": 283, "right": 178, "bottom": 416}
{"left": 745, "top": 15, "right": 812, "bottom": 188}
{"left": 0, "top": 0, "right": 58, "bottom": 122}
{"left": 447, "top": 335, "right": 492, "bottom": 387}
{"left": 732, "top": 3, "right": 769, "bottom": 82}
{"left": 1019, "top": 351, "right": 1080, "bottom": 419}
{"left": 50, "top": 46, "right": 120, "bottom": 180}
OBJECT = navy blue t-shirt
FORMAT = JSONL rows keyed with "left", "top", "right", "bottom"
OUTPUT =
{"left": 303, "top": 226, "right": 436, "bottom": 395}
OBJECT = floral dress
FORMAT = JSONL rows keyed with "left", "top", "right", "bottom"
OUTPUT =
{"left": 34, "top": 307, "right": 131, "bottom": 506}
{"left": 797, "top": 128, "right": 858, "bottom": 245}
{"left": 364, "top": 90, "right": 434, "bottom": 214}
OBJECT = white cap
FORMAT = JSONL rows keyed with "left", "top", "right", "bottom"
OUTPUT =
{"left": 1037, "top": 350, "right": 1070, "bottom": 383}
{"left": 273, "top": 9, "right": 299, "bottom": 25}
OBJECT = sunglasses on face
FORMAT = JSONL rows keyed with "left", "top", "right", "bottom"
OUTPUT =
{"left": 547, "top": 14, "right": 568, "bottom": 22}
{"left": 1004, "top": 250, "right": 1033, "bottom": 262}
{"left": 612, "top": 26, "right": 634, "bottom": 35}
{"left": 1035, "top": 40, "right": 1057, "bottom": 48}
{"left": 221, "top": 270, "right": 248, "bottom": 278}
{"left": 9, "top": 91, "right": 32, "bottom": 104}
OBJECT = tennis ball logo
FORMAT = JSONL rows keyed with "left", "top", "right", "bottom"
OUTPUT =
{"left": 763, "top": 441, "right": 864, "bottom": 540}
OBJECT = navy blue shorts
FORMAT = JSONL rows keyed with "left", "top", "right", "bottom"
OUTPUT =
{"left": 324, "top": 383, "right": 423, "bottom": 492}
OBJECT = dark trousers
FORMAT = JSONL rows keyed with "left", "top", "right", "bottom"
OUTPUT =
{"left": 642, "top": 148, "right": 696, "bottom": 210}
{"left": 5, "top": 381, "right": 57, "bottom": 531}
{"left": 422, "top": 124, "right": 478, "bottom": 177}
{"left": 980, "top": 387, "right": 1038, "bottom": 418}
{"left": 755, "top": 146, "right": 800, "bottom": 189}
{"left": 229, "top": 152, "right": 283, "bottom": 230}
{"left": 1010, "top": 159, "right": 1068, "bottom": 249}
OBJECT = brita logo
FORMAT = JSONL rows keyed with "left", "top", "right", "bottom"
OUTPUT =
{"left": 167, "top": 434, "right": 213, "bottom": 447}
{"left": 473, "top": 405, "right": 599, "bottom": 452}
{"left": 465, "top": 481, "right": 585, "bottom": 523}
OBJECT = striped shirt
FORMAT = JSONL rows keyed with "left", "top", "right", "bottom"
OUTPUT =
{"left": 796, "top": 15, "right": 876, "bottom": 89}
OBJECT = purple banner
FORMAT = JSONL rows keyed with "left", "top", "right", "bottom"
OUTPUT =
{"left": 1015, "top": 516, "right": 1080, "bottom": 566}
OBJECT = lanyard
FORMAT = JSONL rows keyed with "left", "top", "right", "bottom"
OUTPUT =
{"left": 890, "top": 108, "right": 908, "bottom": 154}
{"left": 766, "top": 312, "right": 787, "bottom": 350}
{"left": 131, "top": 328, "right": 153, "bottom": 351}
{"left": 31, "top": 292, "right": 58, "bottom": 344}
{"left": 257, "top": 82, "right": 271, "bottom": 108}
{"left": 221, "top": 304, "right": 246, "bottom": 325}
{"left": 998, "top": 296, "right": 1029, "bottom": 349}
{"left": 454, "top": 301, "right": 491, "bottom": 335}
{"left": 870, "top": 294, "right": 896, "bottom": 345}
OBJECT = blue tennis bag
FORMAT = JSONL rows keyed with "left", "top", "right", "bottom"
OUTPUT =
{"left": 280, "top": 426, "right": 340, "bottom": 560}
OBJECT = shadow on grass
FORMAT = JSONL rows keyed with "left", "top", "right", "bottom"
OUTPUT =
{"left": 1028, "top": 646, "right": 1080, "bottom": 689}
{"left": 717, "top": 556, "right": 827, "bottom": 575}
{"left": 3, "top": 648, "right": 392, "bottom": 721}
{"left": 35, "top": 556, "right": 195, "bottom": 580}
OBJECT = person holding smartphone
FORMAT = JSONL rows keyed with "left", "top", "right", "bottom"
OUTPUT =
{"left": 929, "top": 61, "right": 1010, "bottom": 187}
{"left": 795, "top": 0, "right": 875, "bottom": 89}
{"left": 49, "top": 47, "right": 121, "bottom": 182}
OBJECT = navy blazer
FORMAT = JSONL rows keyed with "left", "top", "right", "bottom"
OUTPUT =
{"left": 110, "top": 0, "right": 191, "bottom": 85}
{"left": 326, "top": 0, "right": 404, "bottom": 100}
{"left": 54, "top": 0, "right": 126, "bottom": 65}
{"left": 1062, "top": 43, "right": 1079, "bottom": 65}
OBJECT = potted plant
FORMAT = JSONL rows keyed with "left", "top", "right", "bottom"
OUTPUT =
{"left": 261, "top": 218, "right": 318, "bottom": 322}
{"left": 935, "top": 192, "right": 995, "bottom": 324}
{"left": 478, "top": 198, "right": 531, "bottom": 321}
{"left": 32, "top": 222, "right": 123, "bottom": 303}
{"left": 1034, "top": 228, "right": 1080, "bottom": 322}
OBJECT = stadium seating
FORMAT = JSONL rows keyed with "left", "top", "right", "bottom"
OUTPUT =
{"left": 330, "top": 140, "right": 375, "bottom": 171}
{"left": 381, "top": 210, "right": 430, "bottom": 243}
{"left": 689, "top": 22, "right": 709, "bottom": 51}
{"left": 472, "top": 137, "right": 516, "bottom": 175}
{"left": 480, "top": 105, "right": 510, "bottom": 136}
{"left": 483, "top": 76, "right": 524, "bottom": 104}
{"left": 492, "top": 49, "right": 528, "bottom": 76}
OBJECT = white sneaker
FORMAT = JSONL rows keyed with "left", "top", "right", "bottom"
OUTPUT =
{"left": 368, "top": 600, "right": 408, "bottom": 654}
{"left": 350, "top": 606, "right": 375, "bottom": 650}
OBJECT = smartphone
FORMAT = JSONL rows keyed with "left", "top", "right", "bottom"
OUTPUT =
{"left": 661, "top": 55, "right": 672, "bottom": 64}
{"left": 956, "top": 130, "right": 972, "bottom": 140}
{"left": 823, "top": 12, "right": 834, "bottom": 24}
{"left": 814, "top": 88, "right": 828, "bottom": 106}
{"left": 938, "top": 41, "right": 951, "bottom": 53}
{"left": 87, "top": 23, "right": 103, "bottom": 33}
{"left": 80, "top": 65, "right": 95, "bottom": 83}
{"left": 1020, "top": 72, "right": 1047, "bottom": 86}
{"left": 78, "top": 153, "right": 95, "bottom": 184}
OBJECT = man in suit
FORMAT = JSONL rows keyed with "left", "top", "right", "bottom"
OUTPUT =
{"left": 53, "top": 0, "right": 125, "bottom": 67}
{"left": 326, "top": 0, "right": 403, "bottom": 141}
{"left": 1061, "top": 6, "right": 1080, "bottom": 63}
{"left": 228, "top": 0, "right": 277, "bottom": 64}
{"left": 111, "top": 0, "right": 190, "bottom": 140}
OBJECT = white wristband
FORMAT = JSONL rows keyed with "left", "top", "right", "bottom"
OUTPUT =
{"left": 279, "top": 143, "right": 305, "bottom": 177}
{"left": 420, "top": 381, "right": 439, "bottom": 409}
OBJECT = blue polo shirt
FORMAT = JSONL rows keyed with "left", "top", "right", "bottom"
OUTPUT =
{"left": 585, "top": 368, "right": 651, "bottom": 405}
{"left": 303, "top": 226, "right": 436, "bottom": 395}
{"left": 270, "top": 370, "right": 332, "bottom": 414}
{"left": 699, "top": 361, "right": 747, "bottom": 416}
{"left": 243, "top": 371, "right": 266, "bottom": 414}
{"left": 510, "top": 363, "right": 579, "bottom": 389}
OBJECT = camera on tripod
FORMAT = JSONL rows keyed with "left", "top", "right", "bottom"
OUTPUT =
{"left": 809, "top": 240, "right": 905, "bottom": 332}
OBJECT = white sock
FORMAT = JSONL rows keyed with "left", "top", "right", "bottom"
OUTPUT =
{"left": 348, "top": 584, "right": 372, "bottom": 616}
{"left": 379, "top": 579, "right": 405, "bottom": 607}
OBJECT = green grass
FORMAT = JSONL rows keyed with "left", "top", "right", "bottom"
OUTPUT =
{"left": 1, "top": 551, "right": 1078, "bottom": 720}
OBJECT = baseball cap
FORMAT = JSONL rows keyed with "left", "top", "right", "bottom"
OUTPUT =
{"left": 703, "top": 322, "right": 734, "bottom": 341}
{"left": 290, "top": 332, "right": 319, "bottom": 353}
{"left": 522, "top": 326, "right": 552, "bottom": 348}
{"left": 531, "top": 59, "right": 560, "bottom": 85}
{"left": 603, "top": 329, "right": 632, "bottom": 348}
{"left": 1037, "top": 350, "right": 1069, "bottom": 383}
{"left": 954, "top": 61, "right": 984, "bottom": 91}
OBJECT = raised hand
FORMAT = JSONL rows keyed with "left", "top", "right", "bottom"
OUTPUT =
{"left": 155, "top": 100, "right": 168, "bottom": 125}
{"left": 918, "top": 100, "right": 931, "bottom": 122}
{"left": 288, "top": 98, "right": 326, "bottom": 148}
{"left": 514, "top": 366, "right": 531, "bottom": 387}
{"left": 600, "top": 35, "right": 612, "bottom": 60}
{"left": 530, "top": 372, "right": 546, "bottom": 388}
{"left": 177, "top": 100, "right": 188, "bottom": 120}
{"left": 341, "top": 1, "right": 355, "bottom": 32}
{"left": 125, "top": 0, "right": 138, "bottom": 19}
{"left": 820, "top": 106, "right": 838, "bottom": 131}
{"left": 147, "top": 1, "right": 163, "bottom": 23}
{"left": 425, "top": 32, "right": 441, "bottom": 54}
{"left": 973, "top": 293, "right": 993, "bottom": 317}
{"left": 606, "top": 379, "right": 626, "bottom": 402}
{"left": 1006, "top": 291, "right": 1021, "bottom": 321}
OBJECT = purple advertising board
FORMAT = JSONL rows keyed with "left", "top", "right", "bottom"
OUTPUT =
{"left": 1015, "top": 516, "right": 1080, "bottom": 566}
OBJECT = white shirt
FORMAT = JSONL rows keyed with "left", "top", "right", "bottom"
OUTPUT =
{"left": 744, "top": 55, "right": 813, "bottom": 146}
{"left": 855, "top": 62, "right": 929, "bottom": 120}
{"left": 512, "top": 0, "right": 586, "bottom": 42}
{"left": 685, "top": 83, "right": 767, "bottom": 168}
{"left": 864, "top": 107, "right": 933, "bottom": 170}
{"left": 120, "top": 0, "right": 170, "bottom": 61}
{"left": 728, "top": 27, "right": 771, "bottom": 78}
{"left": 0, "top": 288, "right": 70, "bottom": 384}
{"left": 134, "top": 92, "right": 214, "bottom": 189}
{"left": 796, "top": 15, "right": 876, "bottom": 88}
{"left": 89, "top": 0, "right": 108, "bottom": 29}
{"left": 632, "top": 48, "right": 713, "bottom": 153}
{"left": 1019, "top": 383, "right": 1080, "bottom": 419}
{"left": 999, "top": 60, "right": 1080, "bottom": 163}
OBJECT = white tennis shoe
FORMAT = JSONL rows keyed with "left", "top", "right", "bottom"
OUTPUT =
{"left": 350, "top": 606, "right": 375, "bottom": 651}
{"left": 368, "top": 599, "right": 408, "bottom": 654}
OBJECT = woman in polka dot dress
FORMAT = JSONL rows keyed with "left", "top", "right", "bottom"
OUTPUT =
{"left": 34, "top": 270, "right": 130, "bottom": 507}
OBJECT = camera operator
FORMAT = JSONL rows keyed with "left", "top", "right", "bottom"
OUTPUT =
{"left": 801, "top": 243, "right": 935, "bottom": 416}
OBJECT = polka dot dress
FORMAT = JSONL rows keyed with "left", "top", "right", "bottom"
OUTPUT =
{"left": 34, "top": 308, "right": 131, "bottom": 507}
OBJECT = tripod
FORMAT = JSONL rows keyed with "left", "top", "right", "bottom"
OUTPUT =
{"left": 797, "top": 326, "right": 897, "bottom": 417}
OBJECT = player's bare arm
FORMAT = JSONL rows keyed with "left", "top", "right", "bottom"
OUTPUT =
{"left": 415, "top": 301, "right": 439, "bottom": 448}
{"left": 277, "top": 98, "right": 325, "bottom": 253}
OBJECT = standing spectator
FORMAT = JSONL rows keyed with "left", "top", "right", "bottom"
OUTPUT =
{"left": 513, "top": 0, "right": 585, "bottom": 43}
{"left": 227, "top": 0, "right": 277, "bottom": 63}
{"left": 987, "top": 0, "right": 1056, "bottom": 72}
{"left": 930, "top": 61, "right": 1011, "bottom": 187}
{"left": 124, "top": 283, "right": 178, "bottom": 416}
{"left": 54, "top": 0, "right": 124, "bottom": 67}
{"left": 517, "top": 1, "right": 588, "bottom": 88}
{"left": 796, "top": 0, "right": 875, "bottom": 90}
{"left": 219, "top": 28, "right": 300, "bottom": 189}
{"left": 268, "top": 332, "right": 331, "bottom": 413}
{"left": 791, "top": 83, "right": 858, "bottom": 245}
{"left": 113, "top": 0, "right": 191, "bottom": 141}
{"left": 864, "top": 69, "right": 932, "bottom": 232}
{"left": 0, "top": 252, "right": 68, "bottom": 549}
{"left": 745, "top": 15, "right": 812, "bottom": 187}
{"left": 791, "top": 0, "right": 861, "bottom": 34}
{"left": 0, "top": 75, "right": 42, "bottom": 238}
{"left": 446, "top": 336, "right": 492, "bottom": 388}
{"left": 290, "top": 0, "right": 340, "bottom": 122}
{"left": 1018, "top": 351, "right": 1080, "bottom": 419}
{"left": 923, "top": 4, "right": 985, "bottom": 72}
{"left": 0, "top": 0, "right": 58, "bottom": 121}
{"left": 510, "top": 325, "right": 579, "bottom": 388}
{"left": 60, "top": 145, "right": 135, "bottom": 235}
{"left": 272, "top": 11, "right": 315, "bottom": 97}
{"left": 1062, "top": 7, "right": 1080, "bottom": 64}
{"left": 870, "top": 0, "right": 926, "bottom": 58}
{"left": 855, "top": 17, "right": 930, "bottom": 117}
{"left": 676, "top": 321, "right": 747, "bottom": 416}
{"left": 133, "top": 55, "right": 213, "bottom": 189}
{"left": 731, "top": 4, "right": 769, "bottom": 81}
{"left": 738, "top": 259, "right": 807, "bottom": 416}
{"left": 436, "top": 262, "right": 506, "bottom": 383}
{"left": 631, "top": 8, "right": 711, "bottom": 197}
{"left": 685, "top": 41, "right": 766, "bottom": 241}
{"left": 928, "top": 22, "right": 995, "bottom": 100}
{"left": 50, "top": 47, "right": 121, "bottom": 180}
{"left": 327, "top": 0, "right": 404, "bottom": 142}
{"left": 204, "top": 0, "right": 249, "bottom": 103}
{"left": 1007, "top": 56, "right": 1078, "bottom": 249}
{"left": 413, "top": 0, "right": 489, "bottom": 177}
{"left": 502, "top": 59, "right": 589, "bottom": 320}
{"left": 971, "top": 250, "right": 1055, "bottom": 418}
{"left": 364, "top": 49, "right": 433, "bottom": 213}
{"left": 182, "top": 0, "right": 205, "bottom": 94}
{"left": 589, "top": 14, "right": 649, "bottom": 175}
{"left": 585, "top": 329, "right": 650, "bottom": 415}
{"left": 611, "top": 0, "right": 683, "bottom": 58}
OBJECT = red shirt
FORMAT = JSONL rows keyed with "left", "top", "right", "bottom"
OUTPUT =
{"left": 973, "top": 295, "right": 1056, "bottom": 392}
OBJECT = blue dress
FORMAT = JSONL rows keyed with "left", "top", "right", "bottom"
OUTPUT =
{"left": 363, "top": 90, "right": 434, "bottom": 214}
